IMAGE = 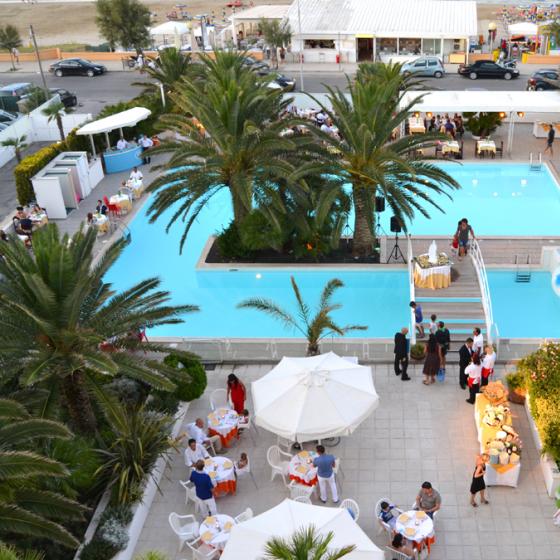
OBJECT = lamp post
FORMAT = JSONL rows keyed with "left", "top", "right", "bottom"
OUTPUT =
{"left": 297, "top": 0, "right": 304, "bottom": 91}
{"left": 29, "top": 25, "right": 49, "bottom": 101}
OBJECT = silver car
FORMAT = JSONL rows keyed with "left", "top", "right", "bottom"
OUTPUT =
{"left": 401, "top": 57, "right": 445, "bottom": 78}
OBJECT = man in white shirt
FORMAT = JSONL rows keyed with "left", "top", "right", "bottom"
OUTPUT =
{"left": 129, "top": 167, "right": 143, "bottom": 182}
{"left": 184, "top": 437, "right": 210, "bottom": 467}
{"left": 140, "top": 134, "right": 154, "bottom": 164}
{"left": 188, "top": 418, "right": 222, "bottom": 453}
{"left": 472, "top": 327, "right": 484, "bottom": 357}
{"left": 116, "top": 137, "right": 129, "bottom": 150}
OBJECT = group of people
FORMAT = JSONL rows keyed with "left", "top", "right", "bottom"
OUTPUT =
{"left": 427, "top": 113, "right": 465, "bottom": 139}
{"left": 115, "top": 134, "right": 157, "bottom": 165}
{"left": 10, "top": 205, "right": 48, "bottom": 247}
{"left": 460, "top": 335, "right": 496, "bottom": 404}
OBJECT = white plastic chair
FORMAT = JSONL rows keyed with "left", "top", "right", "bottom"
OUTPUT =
{"left": 288, "top": 480, "right": 314, "bottom": 501}
{"left": 379, "top": 519, "right": 393, "bottom": 540}
{"left": 293, "top": 495, "right": 312, "bottom": 504}
{"left": 375, "top": 497, "right": 402, "bottom": 535}
{"left": 339, "top": 498, "right": 360, "bottom": 522}
{"left": 234, "top": 507, "right": 253, "bottom": 523}
{"left": 385, "top": 546, "right": 417, "bottom": 560}
{"left": 333, "top": 458, "right": 344, "bottom": 491}
{"left": 266, "top": 445, "right": 291, "bottom": 485}
{"left": 168, "top": 512, "right": 199, "bottom": 551}
{"left": 186, "top": 537, "right": 220, "bottom": 559}
{"left": 235, "top": 455, "right": 258, "bottom": 489}
{"left": 210, "top": 388, "right": 228, "bottom": 411}
{"left": 238, "top": 414, "right": 257, "bottom": 444}
{"left": 179, "top": 480, "right": 204, "bottom": 515}
{"left": 276, "top": 435, "right": 293, "bottom": 453}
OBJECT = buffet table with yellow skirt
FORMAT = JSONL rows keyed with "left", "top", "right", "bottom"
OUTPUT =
{"left": 414, "top": 262, "right": 451, "bottom": 290}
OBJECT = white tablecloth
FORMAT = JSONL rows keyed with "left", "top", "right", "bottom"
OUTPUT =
{"left": 110, "top": 194, "right": 132, "bottom": 212}
{"left": 208, "top": 408, "right": 239, "bottom": 439}
{"left": 414, "top": 262, "right": 451, "bottom": 280}
{"left": 442, "top": 141, "right": 460, "bottom": 154}
{"left": 409, "top": 117, "right": 425, "bottom": 133}
{"left": 484, "top": 462, "right": 521, "bottom": 488}
{"left": 477, "top": 140, "right": 496, "bottom": 154}
{"left": 92, "top": 213, "right": 109, "bottom": 233}
{"left": 199, "top": 514, "right": 235, "bottom": 547}
{"left": 289, "top": 450, "right": 318, "bottom": 485}
{"left": 395, "top": 510, "right": 434, "bottom": 543}
{"left": 204, "top": 456, "right": 235, "bottom": 485}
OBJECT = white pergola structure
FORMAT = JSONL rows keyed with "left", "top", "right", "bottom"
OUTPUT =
{"left": 400, "top": 90, "right": 560, "bottom": 154}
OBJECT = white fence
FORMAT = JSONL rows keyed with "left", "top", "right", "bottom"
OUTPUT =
{"left": 0, "top": 96, "right": 91, "bottom": 168}
{"left": 407, "top": 234, "right": 416, "bottom": 345}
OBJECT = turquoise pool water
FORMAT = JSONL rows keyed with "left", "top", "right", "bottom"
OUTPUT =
{"left": 488, "top": 271, "right": 560, "bottom": 339}
{"left": 106, "top": 163, "right": 560, "bottom": 338}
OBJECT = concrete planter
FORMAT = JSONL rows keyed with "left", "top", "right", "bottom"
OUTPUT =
{"left": 524, "top": 394, "right": 560, "bottom": 497}
{"left": 113, "top": 401, "right": 190, "bottom": 560}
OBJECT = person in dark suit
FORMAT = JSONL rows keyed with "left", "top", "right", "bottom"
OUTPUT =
{"left": 394, "top": 327, "right": 411, "bottom": 381}
{"left": 459, "top": 337, "right": 474, "bottom": 390}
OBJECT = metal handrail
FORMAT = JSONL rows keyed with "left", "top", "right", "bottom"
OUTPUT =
{"left": 407, "top": 235, "right": 416, "bottom": 345}
{"left": 469, "top": 239, "right": 497, "bottom": 345}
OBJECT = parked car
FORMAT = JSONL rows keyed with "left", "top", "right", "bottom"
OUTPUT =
{"left": 527, "top": 69, "right": 560, "bottom": 91}
{"left": 0, "top": 122, "right": 11, "bottom": 131}
{"left": 49, "top": 58, "right": 107, "bottom": 77}
{"left": 401, "top": 56, "right": 445, "bottom": 78}
{"left": 49, "top": 88, "right": 78, "bottom": 108}
{"left": 0, "top": 83, "right": 34, "bottom": 112}
{"left": 271, "top": 73, "right": 296, "bottom": 92}
{"left": 0, "top": 109, "right": 17, "bottom": 123}
{"left": 458, "top": 60, "right": 519, "bottom": 80}
{"left": 241, "top": 56, "right": 270, "bottom": 72}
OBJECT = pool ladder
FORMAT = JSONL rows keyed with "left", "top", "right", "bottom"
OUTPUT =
{"left": 529, "top": 152, "right": 542, "bottom": 171}
{"left": 515, "top": 254, "right": 532, "bottom": 283}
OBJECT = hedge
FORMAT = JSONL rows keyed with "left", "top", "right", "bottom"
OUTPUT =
{"left": 162, "top": 353, "right": 207, "bottom": 402}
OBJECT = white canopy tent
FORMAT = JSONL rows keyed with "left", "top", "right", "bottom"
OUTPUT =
{"left": 400, "top": 90, "right": 560, "bottom": 153}
{"left": 252, "top": 352, "right": 379, "bottom": 443}
{"left": 508, "top": 22, "right": 539, "bottom": 36}
{"left": 149, "top": 21, "right": 189, "bottom": 36}
{"left": 76, "top": 107, "right": 151, "bottom": 156}
{"left": 221, "top": 499, "right": 384, "bottom": 560}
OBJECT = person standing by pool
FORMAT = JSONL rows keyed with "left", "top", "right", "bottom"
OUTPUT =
{"left": 422, "top": 334, "right": 441, "bottom": 385}
{"left": 456, "top": 218, "right": 475, "bottom": 260}
{"left": 410, "top": 301, "right": 424, "bottom": 338}
{"left": 435, "top": 321, "right": 451, "bottom": 373}
{"left": 545, "top": 124, "right": 555, "bottom": 156}
{"left": 470, "top": 453, "right": 489, "bottom": 507}
{"left": 472, "top": 327, "right": 484, "bottom": 357}
{"left": 481, "top": 344, "right": 496, "bottom": 387}
{"left": 394, "top": 327, "right": 411, "bottom": 381}
{"left": 459, "top": 337, "right": 474, "bottom": 390}
{"left": 465, "top": 353, "right": 482, "bottom": 404}
{"left": 227, "top": 373, "right": 246, "bottom": 415}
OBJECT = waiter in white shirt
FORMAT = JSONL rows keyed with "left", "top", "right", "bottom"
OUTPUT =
{"left": 188, "top": 418, "right": 222, "bottom": 453}
{"left": 129, "top": 166, "right": 143, "bottom": 182}
{"left": 116, "top": 137, "right": 129, "bottom": 150}
{"left": 472, "top": 327, "right": 484, "bottom": 357}
{"left": 139, "top": 134, "right": 153, "bottom": 164}
{"left": 184, "top": 437, "right": 210, "bottom": 467}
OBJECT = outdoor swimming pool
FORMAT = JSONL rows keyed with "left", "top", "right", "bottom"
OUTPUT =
{"left": 106, "top": 163, "right": 560, "bottom": 338}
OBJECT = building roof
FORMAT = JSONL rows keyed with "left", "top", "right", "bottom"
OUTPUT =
{"left": 286, "top": 0, "right": 477, "bottom": 38}
{"left": 230, "top": 4, "right": 290, "bottom": 21}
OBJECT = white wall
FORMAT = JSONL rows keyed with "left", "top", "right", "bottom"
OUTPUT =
{"left": 0, "top": 96, "right": 91, "bottom": 168}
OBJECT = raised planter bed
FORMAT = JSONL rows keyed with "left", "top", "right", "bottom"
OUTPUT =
{"left": 524, "top": 394, "right": 560, "bottom": 497}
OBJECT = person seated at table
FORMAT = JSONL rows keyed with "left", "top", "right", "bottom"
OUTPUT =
{"left": 188, "top": 418, "right": 222, "bottom": 453}
{"left": 116, "top": 137, "right": 129, "bottom": 150}
{"left": 86, "top": 212, "right": 95, "bottom": 228}
{"left": 379, "top": 501, "right": 398, "bottom": 529}
{"left": 119, "top": 180, "right": 134, "bottom": 201}
{"left": 236, "top": 452, "right": 248, "bottom": 471}
{"left": 15, "top": 217, "right": 33, "bottom": 236}
{"left": 184, "top": 437, "right": 210, "bottom": 467}
{"left": 95, "top": 199, "right": 108, "bottom": 215}
{"left": 390, "top": 534, "right": 416, "bottom": 560}
{"left": 129, "top": 166, "right": 143, "bottom": 182}
{"left": 237, "top": 409, "right": 250, "bottom": 433}
{"left": 30, "top": 204, "right": 45, "bottom": 217}
{"left": 189, "top": 460, "right": 217, "bottom": 516}
{"left": 14, "top": 206, "right": 28, "bottom": 220}
{"left": 414, "top": 481, "right": 441, "bottom": 519}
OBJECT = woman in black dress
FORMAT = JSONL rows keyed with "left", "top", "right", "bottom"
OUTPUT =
{"left": 470, "top": 453, "right": 489, "bottom": 507}
{"left": 422, "top": 334, "right": 441, "bottom": 385}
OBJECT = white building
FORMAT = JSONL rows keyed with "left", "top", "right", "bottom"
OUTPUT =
{"left": 286, "top": 0, "right": 477, "bottom": 64}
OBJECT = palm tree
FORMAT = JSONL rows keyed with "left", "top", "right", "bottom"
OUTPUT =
{"left": 0, "top": 544, "right": 44, "bottom": 560}
{"left": 146, "top": 50, "right": 304, "bottom": 252}
{"left": 42, "top": 101, "right": 71, "bottom": 141}
{"left": 237, "top": 276, "right": 366, "bottom": 356}
{"left": 133, "top": 47, "right": 195, "bottom": 101}
{"left": 356, "top": 60, "right": 426, "bottom": 91}
{"left": 310, "top": 75, "right": 459, "bottom": 257}
{"left": 0, "top": 25, "right": 22, "bottom": 71}
{"left": 0, "top": 224, "right": 198, "bottom": 434}
{"left": 264, "top": 526, "right": 355, "bottom": 560}
{"left": 0, "top": 398, "right": 86, "bottom": 549}
{"left": 259, "top": 18, "right": 292, "bottom": 68}
{"left": 0, "top": 135, "right": 28, "bottom": 164}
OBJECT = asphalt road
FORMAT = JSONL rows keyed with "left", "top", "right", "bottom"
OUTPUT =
{"left": 0, "top": 68, "right": 533, "bottom": 118}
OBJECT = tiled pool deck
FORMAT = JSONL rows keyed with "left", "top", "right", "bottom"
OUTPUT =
{"left": 133, "top": 363, "right": 560, "bottom": 560}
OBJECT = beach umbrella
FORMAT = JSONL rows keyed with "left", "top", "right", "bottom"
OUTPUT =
{"left": 252, "top": 352, "right": 379, "bottom": 443}
{"left": 221, "top": 499, "right": 384, "bottom": 560}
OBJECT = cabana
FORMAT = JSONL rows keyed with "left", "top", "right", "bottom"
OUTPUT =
{"left": 76, "top": 107, "right": 151, "bottom": 174}
{"left": 400, "top": 90, "right": 560, "bottom": 153}
{"left": 150, "top": 21, "right": 189, "bottom": 48}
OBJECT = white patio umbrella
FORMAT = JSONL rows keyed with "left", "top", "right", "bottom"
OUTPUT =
{"left": 221, "top": 499, "right": 384, "bottom": 560}
{"left": 252, "top": 352, "right": 379, "bottom": 442}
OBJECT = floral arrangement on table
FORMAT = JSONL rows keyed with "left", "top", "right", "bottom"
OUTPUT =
{"left": 415, "top": 253, "right": 450, "bottom": 269}
{"left": 482, "top": 403, "right": 510, "bottom": 426}
{"left": 481, "top": 380, "right": 508, "bottom": 405}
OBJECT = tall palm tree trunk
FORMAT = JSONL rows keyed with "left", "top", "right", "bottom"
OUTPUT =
{"left": 56, "top": 114, "right": 65, "bottom": 141}
{"left": 352, "top": 183, "right": 375, "bottom": 257}
{"left": 306, "top": 341, "right": 320, "bottom": 356}
{"left": 61, "top": 371, "right": 97, "bottom": 434}
{"left": 230, "top": 177, "right": 251, "bottom": 225}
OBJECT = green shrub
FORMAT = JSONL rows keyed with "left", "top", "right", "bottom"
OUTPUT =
{"left": 134, "top": 552, "right": 170, "bottom": 560}
{"left": 99, "top": 504, "right": 134, "bottom": 527}
{"left": 505, "top": 371, "right": 526, "bottom": 391}
{"left": 463, "top": 112, "right": 503, "bottom": 137}
{"left": 163, "top": 354, "right": 207, "bottom": 402}
{"left": 239, "top": 210, "right": 286, "bottom": 252}
{"left": 410, "top": 342, "right": 425, "bottom": 360}
{"left": 79, "top": 535, "right": 119, "bottom": 560}
{"left": 216, "top": 222, "right": 254, "bottom": 260}
{"left": 146, "top": 390, "right": 180, "bottom": 415}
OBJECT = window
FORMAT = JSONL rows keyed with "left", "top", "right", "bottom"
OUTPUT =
{"left": 414, "top": 61, "right": 426, "bottom": 68}
{"left": 304, "top": 39, "right": 335, "bottom": 49}
{"left": 379, "top": 38, "right": 397, "bottom": 54}
{"left": 428, "top": 59, "right": 439, "bottom": 67}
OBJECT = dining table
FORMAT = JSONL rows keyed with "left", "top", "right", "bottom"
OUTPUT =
{"left": 395, "top": 510, "right": 435, "bottom": 553}
{"left": 208, "top": 408, "right": 239, "bottom": 448}
{"left": 477, "top": 139, "right": 496, "bottom": 156}
{"left": 204, "top": 456, "right": 237, "bottom": 496}
{"left": 199, "top": 514, "right": 236, "bottom": 549}
{"left": 441, "top": 140, "right": 460, "bottom": 155}
{"left": 288, "top": 449, "right": 318, "bottom": 486}
{"left": 126, "top": 179, "right": 144, "bottom": 199}
{"left": 92, "top": 213, "right": 109, "bottom": 234}
{"left": 109, "top": 193, "right": 132, "bottom": 213}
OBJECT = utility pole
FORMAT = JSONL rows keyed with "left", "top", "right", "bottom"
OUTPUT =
{"left": 29, "top": 25, "right": 49, "bottom": 101}
{"left": 297, "top": 0, "right": 304, "bottom": 91}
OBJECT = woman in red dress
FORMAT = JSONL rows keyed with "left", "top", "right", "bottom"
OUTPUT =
{"left": 227, "top": 373, "right": 246, "bottom": 414}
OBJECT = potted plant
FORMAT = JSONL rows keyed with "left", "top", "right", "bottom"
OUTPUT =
{"left": 410, "top": 342, "right": 425, "bottom": 361}
{"left": 463, "top": 112, "right": 503, "bottom": 139}
{"left": 505, "top": 371, "right": 527, "bottom": 404}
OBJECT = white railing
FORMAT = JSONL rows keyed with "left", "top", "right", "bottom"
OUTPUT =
{"left": 407, "top": 234, "right": 416, "bottom": 345}
{"left": 469, "top": 239, "right": 498, "bottom": 345}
